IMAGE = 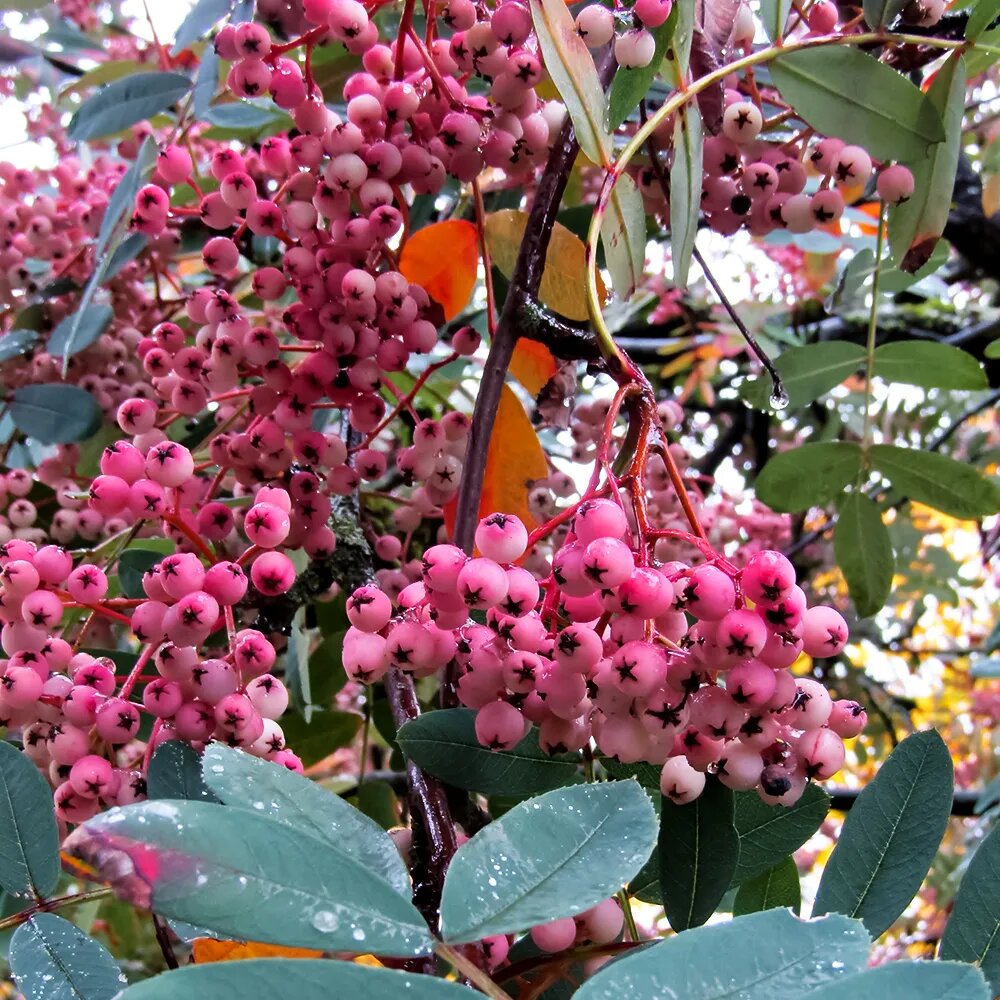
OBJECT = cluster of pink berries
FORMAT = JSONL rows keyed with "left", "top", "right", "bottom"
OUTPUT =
{"left": 347, "top": 505, "right": 864, "bottom": 807}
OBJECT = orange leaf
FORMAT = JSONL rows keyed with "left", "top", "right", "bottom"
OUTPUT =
{"left": 509, "top": 339, "right": 558, "bottom": 396}
{"left": 444, "top": 384, "right": 548, "bottom": 539}
{"left": 193, "top": 939, "right": 323, "bottom": 964}
{"left": 399, "top": 220, "right": 478, "bottom": 321}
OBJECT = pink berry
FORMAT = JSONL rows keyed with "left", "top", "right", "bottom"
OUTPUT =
{"left": 530, "top": 917, "right": 577, "bottom": 953}
{"left": 475, "top": 513, "right": 529, "bottom": 564}
{"left": 474, "top": 700, "right": 527, "bottom": 750}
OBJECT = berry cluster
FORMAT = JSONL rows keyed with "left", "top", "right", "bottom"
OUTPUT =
{"left": 347, "top": 506, "right": 864, "bottom": 806}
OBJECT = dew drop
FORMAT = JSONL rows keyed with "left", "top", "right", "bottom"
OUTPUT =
{"left": 312, "top": 910, "right": 340, "bottom": 933}
{"left": 352, "top": 927, "right": 367, "bottom": 942}
{"left": 769, "top": 384, "right": 789, "bottom": 409}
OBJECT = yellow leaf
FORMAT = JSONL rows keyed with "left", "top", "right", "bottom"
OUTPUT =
{"left": 444, "top": 384, "right": 549, "bottom": 538}
{"left": 509, "top": 338, "right": 558, "bottom": 396}
{"left": 399, "top": 220, "right": 479, "bottom": 321}
{"left": 484, "top": 209, "right": 606, "bottom": 321}
{"left": 984, "top": 174, "right": 1000, "bottom": 217}
{"left": 193, "top": 939, "right": 323, "bottom": 964}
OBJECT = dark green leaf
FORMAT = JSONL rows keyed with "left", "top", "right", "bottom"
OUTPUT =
{"left": 985, "top": 337, "right": 1000, "bottom": 359}
{"left": 67, "top": 72, "right": 192, "bottom": 141}
{"left": 0, "top": 329, "right": 40, "bottom": 362}
{"left": 352, "top": 781, "right": 399, "bottom": 832}
{"left": 804, "top": 961, "right": 989, "bottom": 999}
{"left": 834, "top": 493, "right": 894, "bottom": 618}
{"left": 117, "top": 549, "right": 163, "bottom": 599}
{"left": 741, "top": 342, "right": 865, "bottom": 411}
{"left": 733, "top": 784, "right": 830, "bottom": 884}
{"left": 171, "top": 0, "right": 233, "bottom": 54}
{"left": 760, "top": 0, "right": 792, "bottom": 40}
{"left": 863, "top": 0, "right": 908, "bottom": 28}
{"left": 940, "top": 822, "right": 1000, "bottom": 993}
{"left": 10, "top": 914, "right": 126, "bottom": 1000}
{"left": 869, "top": 444, "right": 1000, "bottom": 519}
{"left": 733, "top": 856, "right": 801, "bottom": 916}
{"left": 872, "top": 341, "right": 986, "bottom": 390}
{"left": 440, "top": 780, "right": 656, "bottom": 942}
{"left": 608, "top": 11, "right": 677, "bottom": 129}
{"left": 602, "top": 173, "right": 647, "bottom": 300}
{"left": 64, "top": 802, "right": 432, "bottom": 956}
{"left": 47, "top": 304, "right": 112, "bottom": 360}
{"left": 755, "top": 442, "right": 863, "bottom": 513}
{"left": 10, "top": 384, "right": 100, "bottom": 444}
{"left": 0, "top": 741, "right": 59, "bottom": 898}
{"left": 397, "top": 708, "right": 580, "bottom": 796}
{"left": 669, "top": 104, "right": 703, "bottom": 289}
{"left": 889, "top": 56, "right": 966, "bottom": 271}
{"left": 117, "top": 958, "right": 475, "bottom": 1000}
{"left": 529, "top": 0, "right": 611, "bottom": 166}
{"left": 813, "top": 729, "right": 952, "bottom": 937}
{"left": 573, "top": 909, "right": 869, "bottom": 1000}
{"left": 274, "top": 709, "right": 361, "bottom": 767}
{"left": 968, "top": 0, "right": 1000, "bottom": 40}
{"left": 146, "top": 741, "right": 219, "bottom": 803}
{"left": 768, "top": 48, "right": 944, "bottom": 162}
{"left": 201, "top": 743, "right": 408, "bottom": 895}
{"left": 658, "top": 778, "right": 738, "bottom": 930}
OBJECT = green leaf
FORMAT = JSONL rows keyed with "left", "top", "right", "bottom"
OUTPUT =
{"left": 872, "top": 341, "right": 986, "bottom": 390}
{"left": 397, "top": 708, "right": 580, "bottom": 796}
{"left": 10, "top": 914, "right": 126, "bottom": 1000}
{"left": 602, "top": 172, "right": 647, "bottom": 300}
{"left": 440, "top": 780, "right": 656, "bottom": 942}
{"left": 985, "top": 337, "right": 1000, "bottom": 359}
{"left": 658, "top": 778, "right": 738, "bottom": 930}
{"left": 813, "top": 729, "right": 953, "bottom": 937}
{"left": 862, "top": 0, "right": 908, "bottom": 28}
{"left": 889, "top": 56, "right": 966, "bottom": 271}
{"left": 171, "top": 0, "right": 233, "bottom": 54}
{"left": 940, "top": 822, "right": 1000, "bottom": 993}
{"left": 607, "top": 11, "right": 677, "bottom": 129}
{"left": 47, "top": 303, "right": 113, "bottom": 360}
{"left": 804, "top": 961, "right": 990, "bottom": 999}
{"left": 59, "top": 59, "right": 145, "bottom": 100}
{"left": 68, "top": 72, "right": 192, "bottom": 141}
{"left": 116, "top": 959, "right": 476, "bottom": 1000}
{"left": 741, "top": 342, "right": 865, "bottom": 411}
{"left": 275, "top": 709, "right": 361, "bottom": 767}
{"left": 117, "top": 548, "right": 162, "bottom": 600}
{"left": 194, "top": 45, "right": 220, "bottom": 119}
{"left": 760, "top": 0, "right": 792, "bottom": 41}
{"left": 971, "top": 657, "right": 1000, "bottom": 678}
{"left": 0, "top": 741, "right": 59, "bottom": 898}
{"left": 733, "top": 784, "right": 830, "bottom": 884}
{"left": 755, "top": 442, "right": 863, "bottom": 513}
{"left": 529, "top": 0, "right": 611, "bottom": 166}
{"left": 669, "top": 104, "right": 703, "bottom": 290}
{"left": 201, "top": 744, "right": 409, "bottom": 895}
{"left": 95, "top": 136, "right": 158, "bottom": 272}
{"left": 734, "top": 856, "right": 801, "bottom": 916}
{"left": 203, "top": 100, "right": 290, "bottom": 129}
{"left": 0, "top": 329, "right": 40, "bottom": 362}
{"left": 834, "top": 493, "right": 894, "bottom": 618}
{"left": 573, "top": 909, "right": 870, "bottom": 1000}
{"left": 768, "top": 48, "right": 945, "bottom": 162}
{"left": 146, "top": 742, "right": 219, "bottom": 803}
{"left": 10, "top": 384, "right": 102, "bottom": 445}
{"left": 968, "top": 0, "right": 1000, "bottom": 39}
{"left": 869, "top": 444, "right": 1000, "bottom": 519}
{"left": 967, "top": 26, "right": 1000, "bottom": 75}
{"left": 103, "top": 233, "right": 148, "bottom": 282}
{"left": 64, "top": 801, "right": 433, "bottom": 957}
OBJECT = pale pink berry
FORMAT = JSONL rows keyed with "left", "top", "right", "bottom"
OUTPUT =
{"left": 682, "top": 564, "right": 735, "bottom": 621}
{"left": 798, "top": 727, "right": 845, "bottom": 779}
{"left": 530, "top": 917, "right": 577, "bottom": 953}
{"left": 578, "top": 899, "right": 624, "bottom": 944}
{"left": 660, "top": 755, "right": 706, "bottom": 804}
{"left": 876, "top": 164, "right": 914, "bottom": 204}
{"left": 475, "top": 700, "right": 527, "bottom": 750}
{"left": 574, "top": 499, "right": 628, "bottom": 545}
{"left": 575, "top": 4, "right": 614, "bottom": 46}
{"left": 722, "top": 102, "right": 763, "bottom": 144}
{"left": 69, "top": 754, "right": 116, "bottom": 799}
{"left": 475, "top": 513, "right": 529, "bottom": 564}
{"left": 95, "top": 698, "right": 140, "bottom": 744}
{"left": 250, "top": 552, "right": 296, "bottom": 596}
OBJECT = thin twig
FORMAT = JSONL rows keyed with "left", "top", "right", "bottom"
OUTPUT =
{"left": 435, "top": 942, "right": 514, "bottom": 999}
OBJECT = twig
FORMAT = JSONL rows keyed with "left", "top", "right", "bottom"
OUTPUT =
{"left": 435, "top": 942, "right": 513, "bottom": 999}
{"left": 152, "top": 913, "right": 179, "bottom": 969}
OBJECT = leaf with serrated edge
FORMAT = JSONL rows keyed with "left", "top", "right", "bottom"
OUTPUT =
{"left": 802, "top": 961, "right": 989, "bottom": 1000}
{"left": 755, "top": 442, "right": 862, "bottom": 513}
{"left": 733, "top": 856, "right": 801, "bottom": 916}
{"left": 813, "top": 729, "right": 952, "bottom": 937}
